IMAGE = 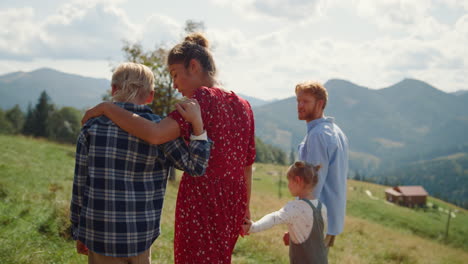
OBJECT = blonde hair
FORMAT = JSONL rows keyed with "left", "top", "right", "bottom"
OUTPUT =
{"left": 295, "top": 81, "right": 328, "bottom": 109}
{"left": 287, "top": 161, "right": 321, "bottom": 187}
{"left": 111, "top": 62, "right": 155, "bottom": 102}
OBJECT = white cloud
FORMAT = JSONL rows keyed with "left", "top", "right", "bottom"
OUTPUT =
{"left": 0, "top": 0, "right": 467, "bottom": 99}
{"left": 212, "top": 8, "right": 468, "bottom": 99}
{"left": 352, "top": 0, "right": 453, "bottom": 40}
{"left": 252, "top": 0, "right": 322, "bottom": 20}
{"left": 210, "top": 0, "right": 324, "bottom": 21}
{"left": 137, "top": 14, "right": 182, "bottom": 50}
{"left": 0, "top": 8, "right": 45, "bottom": 59}
{"left": 0, "top": 1, "right": 139, "bottom": 60}
{"left": 438, "top": 0, "right": 468, "bottom": 11}
{"left": 43, "top": 1, "right": 138, "bottom": 59}
{"left": 355, "top": 0, "right": 432, "bottom": 28}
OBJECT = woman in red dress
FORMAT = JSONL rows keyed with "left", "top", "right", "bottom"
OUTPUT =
{"left": 82, "top": 33, "right": 256, "bottom": 263}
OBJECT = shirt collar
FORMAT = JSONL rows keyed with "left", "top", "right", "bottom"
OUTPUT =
{"left": 85, "top": 102, "right": 153, "bottom": 127}
{"left": 113, "top": 102, "right": 153, "bottom": 114}
{"left": 306, "top": 116, "right": 334, "bottom": 132}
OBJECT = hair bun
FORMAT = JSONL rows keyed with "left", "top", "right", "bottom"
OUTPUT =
{"left": 294, "top": 161, "right": 305, "bottom": 168}
{"left": 185, "top": 32, "right": 210, "bottom": 49}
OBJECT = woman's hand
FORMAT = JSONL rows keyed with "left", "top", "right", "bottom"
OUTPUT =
{"left": 81, "top": 102, "right": 111, "bottom": 125}
{"left": 240, "top": 218, "right": 252, "bottom": 237}
{"left": 175, "top": 99, "right": 204, "bottom": 135}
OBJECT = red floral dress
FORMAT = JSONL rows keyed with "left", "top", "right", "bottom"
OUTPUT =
{"left": 168, "top": 87, "right": 256, "bottom": 264}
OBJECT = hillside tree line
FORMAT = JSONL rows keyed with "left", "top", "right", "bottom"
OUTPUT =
{"left": 0, "top": 90, "right": 288, "bottom": 165}
{"left": 0, "top": 91, "right": 82, "bottom": 144}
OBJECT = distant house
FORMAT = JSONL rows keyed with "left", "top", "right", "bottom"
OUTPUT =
{"left": 385, "top": 186, "right": 428, "bottom": 207}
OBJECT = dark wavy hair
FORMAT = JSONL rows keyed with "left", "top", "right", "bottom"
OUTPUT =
{"left": 167, "top": 32, "right": 217, "bottom": 83}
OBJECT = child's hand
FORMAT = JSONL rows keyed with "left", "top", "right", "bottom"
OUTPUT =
{"left": 283, "top": 232, "right": 290, "bottom": 246}
{"left": 76, "top": 240, "right": 89, "bottom": 255}
{"left": 241, "top": 218, "right": 252, "bottom": 237}
{"left": 324, "top": 234, "right": 336, "bottom": 247}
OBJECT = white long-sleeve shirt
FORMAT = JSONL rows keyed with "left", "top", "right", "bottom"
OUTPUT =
{"left": 249, "top": 199, "right": 327, "bottom": 244}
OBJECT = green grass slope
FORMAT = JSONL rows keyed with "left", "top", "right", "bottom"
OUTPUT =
{"left": 0, "top": 135, "right": 467, "bottom": 263}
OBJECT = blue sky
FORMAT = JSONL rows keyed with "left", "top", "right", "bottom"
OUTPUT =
{"left": 0, "top": 0, "right": 467, "bottom": 100}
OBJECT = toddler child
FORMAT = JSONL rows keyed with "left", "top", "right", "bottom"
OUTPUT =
{"left": 242, "top": 161, "right": 328, "bottom": 264}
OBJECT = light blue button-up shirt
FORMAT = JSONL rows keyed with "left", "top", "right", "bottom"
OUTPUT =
{"left": 298, "top": 116, "right": 349, "bottom": 235}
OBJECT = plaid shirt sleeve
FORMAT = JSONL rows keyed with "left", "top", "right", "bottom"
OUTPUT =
{"left": 70, "top": 131, "right": 89, "bottom": 240}
{"left": 160, "top": 137, "right": 212, "bottom": 176}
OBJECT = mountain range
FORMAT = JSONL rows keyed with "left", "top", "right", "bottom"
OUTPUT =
{"left": 0, "top": 68, "right": 108, "bottom": 110}
{"left": 0, "top": 68, "right": 271, "bottom": 110}
{"left": 1, "top": 68, "right": 467, "bottom": 206}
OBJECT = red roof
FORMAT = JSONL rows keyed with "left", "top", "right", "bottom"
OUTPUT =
{"left": 394, "top": 186, "right": 428, "bottom": 196}
{"left": 385, "top": 188, "right": 402, "bottom": 196}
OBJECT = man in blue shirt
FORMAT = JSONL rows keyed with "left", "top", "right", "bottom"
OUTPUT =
{"left": 295, "top": 81, "right": 349, "bottom": 249}
{"left": 70, "top": 62, "right": 211, "bottom": 263}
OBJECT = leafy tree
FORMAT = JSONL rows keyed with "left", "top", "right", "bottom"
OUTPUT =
{"left": 276, "top": 149, "right": 288, "bottom": 165}
{"left": 122, "top": 42, "right": 177, "bottom": 117}
{"left": 0, "top": 109, "right": 14, "bottom": 134}
{"left": 30, "top": 91, "right": 55, "bottom": 138}
{"left": 22, "top": 103, "right": 35, "bottom": 135}
{"left": 48, "top": 107, "right": 82, "bottom": 144}
{"left": 255, "top": 137, "right": 288, "bottom": 165}
{"left": 290, "top": 148, "right": 296, "bottom": 164}
{"left": 5, "top": 104, "right": 25, "bottom": 134}
{"left": 184, "top": 20, "right": 205, "bottom": 34}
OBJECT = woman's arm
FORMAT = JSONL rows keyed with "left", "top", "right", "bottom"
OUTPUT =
{"left": 81, "top": 100, "right": 203, "bottom": 145}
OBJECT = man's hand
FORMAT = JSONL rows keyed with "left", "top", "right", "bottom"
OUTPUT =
{"left": 76, "top": 240, "right": 89, "bottom": 255}
{"left": 175, "top": 99, "right": 203, "bottom": 135}
{"left": 283, "top": 232, "right": 290, "bottom": 246}
{"left": 324, "top": 234, "right": 336, "bottom": 247}
{"left": 81, "top": 102, "right": 110, "bottom": 125}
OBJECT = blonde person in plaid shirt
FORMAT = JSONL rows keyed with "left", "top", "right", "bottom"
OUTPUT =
{"left": 70, "top": 62, "right": 211, "bottom": 263}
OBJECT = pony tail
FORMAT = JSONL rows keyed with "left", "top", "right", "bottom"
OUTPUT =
{"left": 314, "top": 164, "right": 322, "bottom": 173}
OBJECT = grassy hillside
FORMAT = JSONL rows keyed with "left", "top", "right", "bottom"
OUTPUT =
{"left": 0, "top": 135, "right": 467, "bottom": 263}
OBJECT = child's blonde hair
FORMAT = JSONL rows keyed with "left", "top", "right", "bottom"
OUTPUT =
{"left": 287, "top": 161, "right": 321, "bottom": 187}
{"left": 111, "top": 62, "right": 155, "bottom": 102}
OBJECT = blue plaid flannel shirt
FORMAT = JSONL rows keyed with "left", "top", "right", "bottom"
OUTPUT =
{"left": 70, "top": 102, "right": 211, "bottom": 257}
